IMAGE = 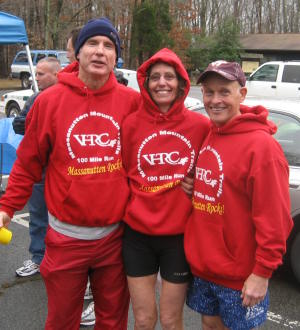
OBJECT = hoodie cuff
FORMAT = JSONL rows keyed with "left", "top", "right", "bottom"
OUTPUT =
{"left": 0, "top": 206, "right": 14, "bottom": 219}
{"left": 253, "top": 263, "right": 273, "bottom": 279}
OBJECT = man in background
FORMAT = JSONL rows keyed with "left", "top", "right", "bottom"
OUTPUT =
{"left": 13, "top": 57, "right": 61, "bottom": 277}
{"left": 66, "top": 27, "right": 81, "bottom": 63}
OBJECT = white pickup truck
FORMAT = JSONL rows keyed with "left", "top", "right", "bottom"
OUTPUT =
{"left": 246, "top": 61, "right": 300, "bottom": 98}
{"left": 0, "top": 88, "right": 33, "bottom": 117}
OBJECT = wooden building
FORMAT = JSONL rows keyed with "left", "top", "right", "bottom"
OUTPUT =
{"left": 239, "top": 34, "right": 300, "bottom": 74}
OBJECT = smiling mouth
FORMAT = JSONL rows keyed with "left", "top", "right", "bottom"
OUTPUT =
{"left": 156, "top": 90, "right": 172, "bottom": 94}
{"left": 210, "top": 107, "right": 225, "bottom": 112}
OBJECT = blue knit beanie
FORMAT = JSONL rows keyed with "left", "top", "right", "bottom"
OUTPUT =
{"left": 75, "top": 17, "right": 121, "bottom": 58}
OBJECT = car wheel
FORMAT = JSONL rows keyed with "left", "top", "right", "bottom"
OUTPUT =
{"left": 21, "top": 73, "right": 31, "bottom": 89}
{"left": 290, "top": 232, "right": 300, "bottom": 283}
{"left": 6, "top": 102, "right": 21, "bottom": 118}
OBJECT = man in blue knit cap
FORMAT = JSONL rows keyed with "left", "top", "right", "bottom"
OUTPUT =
{"left": 0, "top": 17, "right": 139, "bottom": 329}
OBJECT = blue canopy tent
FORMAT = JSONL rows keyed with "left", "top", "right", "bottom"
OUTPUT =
{"left": 0, "top": 118, "right": 23, "bottom": 173}
{"left": 0, "top": 11, "right": 38, "bottom": 91}
{"left": 0, "top": 11, "right": 32, "bottom": 192}
{"left": 0, "top": 117, "right": 23, "bottom": 194}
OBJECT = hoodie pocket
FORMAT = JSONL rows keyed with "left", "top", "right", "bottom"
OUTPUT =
{"left": 185, "top": 217, "right": 242, "bottom": 280}
{"left": 126, "top": 184, "right": 192, "bottom": 234}
{"left": 62, "top": 176, "right": 129, "bottom": 225}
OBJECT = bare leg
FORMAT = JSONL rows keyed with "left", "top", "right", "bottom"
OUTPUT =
{"left": 159, "top": 279, "right": 188, "bottom": 330}
{"left": 202, "top": 315, "right": 229, "bottom": 330}
{"left": 127, "top": 274, "right": 157, "bottom": 330}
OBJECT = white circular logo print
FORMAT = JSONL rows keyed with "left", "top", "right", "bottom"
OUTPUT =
{"left": 137, "top": 130, "right": 195, "bottom": 183}
{"left": 66, "top": 111, "right": 121, "bottom": 164}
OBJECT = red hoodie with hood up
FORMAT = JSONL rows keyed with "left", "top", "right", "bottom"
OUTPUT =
{"left": 121, "top": 48, "right": 210, "bottom": 235}
{"left": 184, "top": 104, "right": 293, "bottom": 290}
{"left": 0, "top": 64, "right": 140, "bottom": 226}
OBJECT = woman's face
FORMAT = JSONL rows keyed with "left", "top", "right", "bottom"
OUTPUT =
{"left": 147, "top": 63, "right": 179, "bottom": 113}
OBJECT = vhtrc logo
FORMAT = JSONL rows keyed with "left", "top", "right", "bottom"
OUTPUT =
{"left": 194, "top": 145, "right": 224, "bottom": 201}
{"left": 143, "top": 152, "right": 188, "bottom": 166}
{"left": 137, "top": 130, "right": 195, "bottom": 182}
{"left": 195, "top": 168, "right": 218, "bottom": 188}
{"left": 74, "top": 134, "right": 117, "bottom": 148}
{"left": 66, "top": 111, "right": 121, "bottom": 162}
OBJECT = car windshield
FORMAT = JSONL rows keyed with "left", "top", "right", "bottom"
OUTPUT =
{"left": 14, "top": 52, "right": 34, "bottom": 63}
{"left": 269, "top": 111, "right": 300, "bottom": 166}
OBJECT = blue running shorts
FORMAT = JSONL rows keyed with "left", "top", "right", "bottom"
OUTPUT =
{"left": 187, "top": 276, "right": 269, "bottom": 330}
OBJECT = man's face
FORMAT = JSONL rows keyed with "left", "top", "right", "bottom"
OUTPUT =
{"left": 201, "top": 73, "right": 247, "bottom": 127}
{"left": 35, "top": 62, "right": 58, "bottom": 91}
{"left": 66, "top": 37, "right": 76, "bottom": 63}
{"left": 77, "top": 35, "right": 116, "bottom": 81}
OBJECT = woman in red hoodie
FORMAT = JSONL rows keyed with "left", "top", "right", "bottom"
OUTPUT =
{"left": 121, "top": 48, "right": 209, "bottom": 329}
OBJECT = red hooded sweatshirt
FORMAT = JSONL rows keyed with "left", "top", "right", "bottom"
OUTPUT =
{"left": 184, "top": 104, "right": 293, "bottom": 290}
{"left": 121, "top": 48, "right": 210, "bottom": 235}
{"left": 0, "top": 67, "right": 140, "bottom": 226}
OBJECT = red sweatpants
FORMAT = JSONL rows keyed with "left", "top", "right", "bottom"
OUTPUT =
{"left": 40, "top": 224, "right": 129, "bottom": 330}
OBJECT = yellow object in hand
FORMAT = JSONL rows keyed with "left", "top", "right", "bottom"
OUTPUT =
{"left": 0, "top": 227, "right": 12, "bottom": 244}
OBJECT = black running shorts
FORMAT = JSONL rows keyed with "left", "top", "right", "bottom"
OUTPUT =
{"left": 122, "top": 224, "right": 191, "bottom": 283}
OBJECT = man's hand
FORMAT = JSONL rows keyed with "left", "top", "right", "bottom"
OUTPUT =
{"left": 241, "top": 273, "right": 268, "bottom": 307}
{"left": 181, "top": 175, "right": 194, "bottom": 197}
{"left": 0, "top": 211, "right": 11, "bottom": 228}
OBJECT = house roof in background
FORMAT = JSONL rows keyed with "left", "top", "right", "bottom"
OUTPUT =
{"left": 240, "top": 34, "right": 300, "bottom": 51}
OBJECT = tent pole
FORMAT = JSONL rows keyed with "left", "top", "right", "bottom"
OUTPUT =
{"left": 0, "top": 143, "right": 3, "bottom": 195}
{"left": 25, "top": 44, "right": 39, "bottom": 93}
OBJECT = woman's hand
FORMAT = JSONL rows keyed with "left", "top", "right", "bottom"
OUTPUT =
{"left": 181, "top": 175, "right": 194, "bottom": 198}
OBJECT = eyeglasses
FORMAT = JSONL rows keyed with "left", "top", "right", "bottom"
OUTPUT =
{"left": 148, "top": 73, "right": 178, "bottom": 82}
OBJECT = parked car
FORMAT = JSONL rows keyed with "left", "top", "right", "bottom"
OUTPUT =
{"left": 117, "top": 68, "right": 140, "bottom": 91}
{"left": 246, "top": 61, "right": 300, "bottom": 98}
{"left": 0, "top": 88, "right": 33, "bottom": 117}
{"left": 11, "top": 50, "right": 69, "bottom": 89}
